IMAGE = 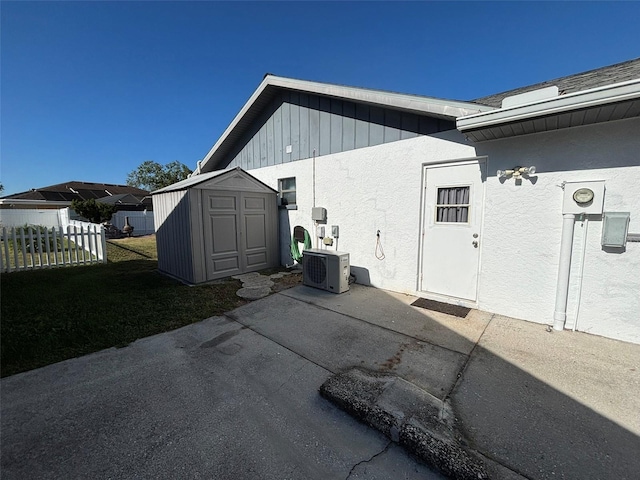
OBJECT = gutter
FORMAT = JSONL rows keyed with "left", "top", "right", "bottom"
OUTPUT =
{"left": 457, "top": 79, "right": 640, "bottom": 132}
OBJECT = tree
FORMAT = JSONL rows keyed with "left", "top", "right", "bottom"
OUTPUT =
{"left": 126, "top": 160, "right": 192, "bottom": 191}
{"left": 71, "top": 199, "right": 116, "bottom": 224}
{"left": 0, "top": 183, "right": 4, "bottom": 194}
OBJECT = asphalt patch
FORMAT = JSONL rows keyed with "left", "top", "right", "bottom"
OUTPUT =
{"left": 320, "top": 368, "right": 525, "bottom": 480}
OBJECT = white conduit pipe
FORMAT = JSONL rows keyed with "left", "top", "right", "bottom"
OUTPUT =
{"left": 573, "top": 216, "right": 589, "bottom": 332}
{"left": 553, "top": 213, "right": 576, "bottom": 331}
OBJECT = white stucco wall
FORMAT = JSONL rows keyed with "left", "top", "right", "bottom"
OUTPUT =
{"left": 246, "top": 117, "right": 640, "bottom": 344}
{"left": 475, "top": 117, "right": 640, "bottom": 344}
{"left": 248, "top": 131, "right": 477, "bottom": 294}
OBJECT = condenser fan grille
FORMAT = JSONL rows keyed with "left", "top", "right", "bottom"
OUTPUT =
{"left": 306, "top": 255, "right": 327, "bottom": 284}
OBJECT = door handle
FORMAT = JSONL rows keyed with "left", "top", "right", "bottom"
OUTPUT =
{"left": 472, "top": 241, "right": 479, "bottom": 248}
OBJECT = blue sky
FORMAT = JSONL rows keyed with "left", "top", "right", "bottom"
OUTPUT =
{"left": 2, "top": 1, "right": 639, "bottom": 195}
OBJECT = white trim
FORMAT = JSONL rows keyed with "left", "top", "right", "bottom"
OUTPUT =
{"left": 457, "top": 79, "right": 640, "bottom": 132}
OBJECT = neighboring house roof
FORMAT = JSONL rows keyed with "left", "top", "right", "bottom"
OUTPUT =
{"left": 196, "top": 75, "right": 492, "bottom": 174}
{"left": 2, "top": 181, "right": 150, "bottom": 202}
{"left": 96, "top": 193, "right": 147, "bottom": 206}
{"left": 458, "top": 59, "right": 640, "bottom": 142}
{"left": 473, "top": 58, "right": 640, "bottom": 108}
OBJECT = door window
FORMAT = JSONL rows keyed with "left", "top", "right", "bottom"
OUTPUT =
{"left": 436, "top": 186, "right": 470, "bottom": 223}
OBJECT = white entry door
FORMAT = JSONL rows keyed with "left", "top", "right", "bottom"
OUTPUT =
{"left": 420, "top": 160, "right": 485, "bottom": 302}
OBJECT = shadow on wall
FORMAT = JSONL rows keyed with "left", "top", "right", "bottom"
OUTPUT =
{"left": 475, "top": 118, "right": 640, "bottom": 176}
{"left": 279, "top": 208, "right": 294, "bottom": 266}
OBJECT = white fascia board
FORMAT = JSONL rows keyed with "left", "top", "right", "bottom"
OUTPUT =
{"left": 268, "top": 76, "right": 493, "bottom": 118}
{"left": 457, "top": 79, "right": 640, "bottom": 131}
{"left": 196, "top": 75, "right": 491, "bottom": 174}
{"left": 0, "top": 199, "right": 71, "bottom": 206}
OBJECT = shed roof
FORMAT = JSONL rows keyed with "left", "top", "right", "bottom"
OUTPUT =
{"left": 152, "top": 167, "right": 276, "bottom": 195}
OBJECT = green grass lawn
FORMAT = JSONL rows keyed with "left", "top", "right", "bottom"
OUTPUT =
{"left": 0, "top": 235, "right": 246, "bottom": 377}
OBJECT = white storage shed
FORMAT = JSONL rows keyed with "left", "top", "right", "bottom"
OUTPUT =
{"left": 152, "top": 167, "right": 279, "bottom": 284}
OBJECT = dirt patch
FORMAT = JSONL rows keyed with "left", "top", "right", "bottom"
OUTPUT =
{"left": 272, "top": 272, "right": 302, "bottom": 292}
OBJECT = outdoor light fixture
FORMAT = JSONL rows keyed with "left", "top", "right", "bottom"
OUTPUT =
{"left": 497, "top": 166, "right": 536, "bottom": 179}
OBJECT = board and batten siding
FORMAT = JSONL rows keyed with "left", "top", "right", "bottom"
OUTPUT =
{"left": 153, "top": 190, "right": 194, "bottom": 283}
{"left": 225, "top": 90, "right": 455, "bottom": 170}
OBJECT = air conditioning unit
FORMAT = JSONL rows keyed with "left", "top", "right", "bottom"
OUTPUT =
{"left": 302, "top": 249, "right": 350, "bottom": 293}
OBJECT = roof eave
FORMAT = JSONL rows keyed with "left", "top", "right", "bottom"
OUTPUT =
{"left": 457, "top": 79, "right": 640, "bottom": 134}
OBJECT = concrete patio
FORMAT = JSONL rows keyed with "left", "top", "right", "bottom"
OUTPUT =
{"left": 2, "top": 284, "right": 639, "bottom": 479}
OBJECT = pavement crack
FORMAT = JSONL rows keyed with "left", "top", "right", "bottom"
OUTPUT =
{"left": 345, "top": 441, "right": 392, "bottom": 479}
{"left": 444, "top": 313, "right": 495, "bottom": 404}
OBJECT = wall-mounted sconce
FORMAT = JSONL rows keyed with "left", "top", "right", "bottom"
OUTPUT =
{"left": 497, "top": 165, "right": 536, "bottom": 179}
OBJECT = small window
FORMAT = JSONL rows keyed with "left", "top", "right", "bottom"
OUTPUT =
{"left": 278, "top": 177, "right": 296, "bottom": 206}
{"left": 436, "top": 186, "right": 470, "bottom": 223}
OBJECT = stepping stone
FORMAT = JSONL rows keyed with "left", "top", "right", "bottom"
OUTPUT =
{"left": 232, "top": 272, "right": 261, "bottom": 281}
{"left": 240, "top": 276, "right": 274, "bottom": 288}
{"left": 236, "top": 286, "right": 272, "bottom": 300}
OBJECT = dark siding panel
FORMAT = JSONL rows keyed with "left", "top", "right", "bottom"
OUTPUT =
{"left": 299, "top": 93, "right": 310, "bottom": 160}
{"left": 290, "top": 92, "right": 300, "bottom": 161}
{"left": 266, "top": 115, "right": 275, "bottom": 166}
{"left": 330, "top": 99, "right": 342, "bottom": 154}
{"left": 259, "top": 123, "right": 267, "bottom": 167}
{"left": 355, "top": 103, "right": 369, "bottom": 149}
{"left": 274, "top": 102, "right": 283, "bottom": 164}
{"left": 401, "top": 113, "right": 419, "bottom": 140}
{"left": 309, "top": 95, "right": 320, "bottom": 156}
{"left": 384, "top": 110, "right": 401, "bottom": 142}
{"left": 342, "top": 101, "right": 356, "bottom": 151}
{"left": 222, "top": 90, "right": 457, "bottom": 169}
{"left": 369, "top": 107, "right": 384, "bottom": 146}
{"left": 252, "top": 136, "right": 260, "bottom": 169}
{"left": 419, "top": 116, "right": 438, "bottom": 135}
{"left": 282, "top": 93, "right": 292, "bottom": 163}
{"left": 319, "top": 96, "right": 331, "bottom": 156}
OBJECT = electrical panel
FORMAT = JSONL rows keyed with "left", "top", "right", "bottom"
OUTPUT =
{"left": 312, "top": 207, "right": 327, "bottom": 222}
{"left": 602, "top": 212, "right": 630, "bottom": 248}
{"left": 302, "top": 249, "right": 350, "bottom": 294}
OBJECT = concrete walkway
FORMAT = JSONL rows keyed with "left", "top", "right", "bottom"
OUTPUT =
{"left": 2, "top": 284, "right": 639, "bottom": 479}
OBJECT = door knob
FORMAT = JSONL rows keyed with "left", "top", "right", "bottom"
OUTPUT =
{"left": 472, "top": 241, "right": 479, "bottom": 248}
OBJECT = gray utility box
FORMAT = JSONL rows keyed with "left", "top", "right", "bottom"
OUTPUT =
{"left": 302, "top": 249, "right": 350, "bottom": 293}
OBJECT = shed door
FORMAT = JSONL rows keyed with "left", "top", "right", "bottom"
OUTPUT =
{"left": 420, "top": 160, "right": 485, "bottom": 302}
{"left": 203, "top": 191, "right": 274, "bottom": 280}
{"left": 242, "top": 193, "right": 270, "bottom": 270}
{"left": 203, "top": 192, "right": 242, "bottom": 277}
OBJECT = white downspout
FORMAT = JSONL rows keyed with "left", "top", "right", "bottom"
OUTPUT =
{"left": 553, "top": 213, "right": 576, "bottom": 330}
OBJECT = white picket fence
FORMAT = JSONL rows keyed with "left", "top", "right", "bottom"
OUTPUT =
{"left": 0, "top": 221, "right": 107, "bottom": 273}
{"left": 0, "top": 207, "right": 156, "bottom": 235}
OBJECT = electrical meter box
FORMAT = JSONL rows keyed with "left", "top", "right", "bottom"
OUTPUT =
{"left": 562, "top": 181, "right": 605, "bottom": 214}
{"left": 602, "top": 212, "right": 630, "bottom": 247}
{"left": 312, "top": 207, "right": 327, "bottom": 222}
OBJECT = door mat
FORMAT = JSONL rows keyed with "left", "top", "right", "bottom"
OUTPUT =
{"left": 410, "top": 298, "right": 471, "bottom": 318}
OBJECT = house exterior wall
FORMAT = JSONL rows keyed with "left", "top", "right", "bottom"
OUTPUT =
{"left": 475, "top": 117, "right": 640, "bottom": 344}
{"left": 153, "top": 190, "right": 195, "bottom": 284}
{"left": 225, "top": 91, "right": 454, "bottom": 170}
{"left": 247, "top": 117, "right": 640, "bottom": 344}
{"left": 247, "top": 130, "right": 477, "bottom": 293}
